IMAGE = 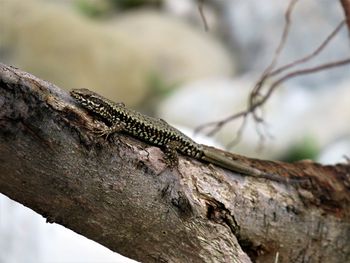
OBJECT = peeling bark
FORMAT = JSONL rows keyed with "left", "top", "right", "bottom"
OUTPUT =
{"left": 0, "top": 63, "right": 349, "bottom": 262}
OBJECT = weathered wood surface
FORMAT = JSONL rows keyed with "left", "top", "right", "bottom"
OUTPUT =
{"left": 0, "top": 63, "right": 349, "bottom": 262}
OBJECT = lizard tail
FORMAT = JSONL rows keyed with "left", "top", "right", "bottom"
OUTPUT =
{"left": 201, "top": 146, "right": 265, "bottom": 177}
{"left": 200, "top": 145, "right": 307, "bottom": 184}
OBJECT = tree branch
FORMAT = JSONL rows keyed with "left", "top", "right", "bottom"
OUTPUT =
{"left": 0, "top": 63, "right": 349, "bottom": 262}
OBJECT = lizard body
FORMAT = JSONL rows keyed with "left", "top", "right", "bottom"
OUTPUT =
{"left": 70, "top": 88, "right": 272, "bottom": 178}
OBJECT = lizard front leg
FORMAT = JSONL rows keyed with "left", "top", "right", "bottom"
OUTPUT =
{"left": 93, "top": 122, "right": 126, "bottom": 140}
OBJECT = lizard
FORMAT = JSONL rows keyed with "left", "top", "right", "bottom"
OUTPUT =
{"left": 70, "top": 88, "right": 283, "bottom": 180}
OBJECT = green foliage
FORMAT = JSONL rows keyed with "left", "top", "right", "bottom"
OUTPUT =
{"left": 75, "top": 0, "right": 112, "bottom": 18}
{"left": 75, "top": 0, "right": 163, "bottom": 17}
{"left": 110, "top": 0, "right": 162, "bottom": 9}
{"left": 148, "top": 73, "right": 179, "bottom": 98}
{"left": 280, "top": 136, "right": 319, "bottom": 162}
{"left": 134, "top": 73, "right": 179, "bottom": 115}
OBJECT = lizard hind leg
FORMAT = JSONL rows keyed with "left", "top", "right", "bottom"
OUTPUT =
{"left": 163, "top": 140, "right": 181, "bottom": 168}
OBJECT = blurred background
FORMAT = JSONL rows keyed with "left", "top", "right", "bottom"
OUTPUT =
{"left": 0, "top": 0, "right": 349, "bottom": 262}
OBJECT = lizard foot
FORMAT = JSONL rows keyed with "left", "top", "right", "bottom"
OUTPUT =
{"left": 92, "top": 122, "right": 126, "bottom": 141}
{"left": 92, "top": 127, "right": 113, "bottom": 140}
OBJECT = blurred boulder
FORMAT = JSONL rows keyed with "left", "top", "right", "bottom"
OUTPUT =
{"left": 111, "top": 10, "right": 235, "bottom": 88}
{"left": 317, "top": 138, "right": 350, "bottom": 165}
{"left": 0, "top": 0, "right": 151, "bottom": 106}
{"left": 305, "top": 80, "right": 350, "bottom": 149}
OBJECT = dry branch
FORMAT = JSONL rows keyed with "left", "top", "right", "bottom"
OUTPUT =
{"left": 196, "top": 1, "right": 350, "bottom": 140}
{"left": 340, "top": 0, "right": 350, "bottom": 32}
{"left": 0, "top": 63, "right": 349, "bottom": 262}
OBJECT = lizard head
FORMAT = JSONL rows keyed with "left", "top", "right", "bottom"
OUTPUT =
{"left": 70, "top": 88, "right": 100, "bottom": 106}
{"left": 70, "top": 88, "right": 126, "bottom": 123}
{"left": 71, "top": 88, "right": 115, "bottom": 109}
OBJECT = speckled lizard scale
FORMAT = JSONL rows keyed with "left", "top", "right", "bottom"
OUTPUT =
{"left": 70, "top": 89, "right": 203, "bottom": 163}
{"left": 70, "top": 88, "right": 279, "bottom": 178}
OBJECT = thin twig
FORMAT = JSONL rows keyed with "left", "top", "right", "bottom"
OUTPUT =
{"left": 198, "top": 0, "right": 209, "bottom": 31}
{"left": 249, "top": 0, "right": 298, "bottom": 126}
{"left": 195, "top": 0, "right": 300, "bottom": 136}
{"left": 195, "top": 0, "right": 348, "bottom": 142}
{"left": 250, "top": 0, "right": 299, "bottom": 108}
{"left": 258, "top": 58, "right": 350, "bottom": 108}
{"left": 269, "top": 20, "right": 346, "bottom": 78}
{"left": 340, "top": 0, "right": 350, "bottom": 32}
{"left": 194, "top": 111, "right": 247, "bottom": 135}
{"left": 195, "top": 58, "right": 350, "bottom": 136}
{"left": 265, "top": 0, "right": 299, "bottom": 73}
{"left": 226, "top": 115, "right": 248, "bottom": 149}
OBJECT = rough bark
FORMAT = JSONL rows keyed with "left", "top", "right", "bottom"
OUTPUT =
{"left": 0, "top": 63, "right": 349, "bottom": 263}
